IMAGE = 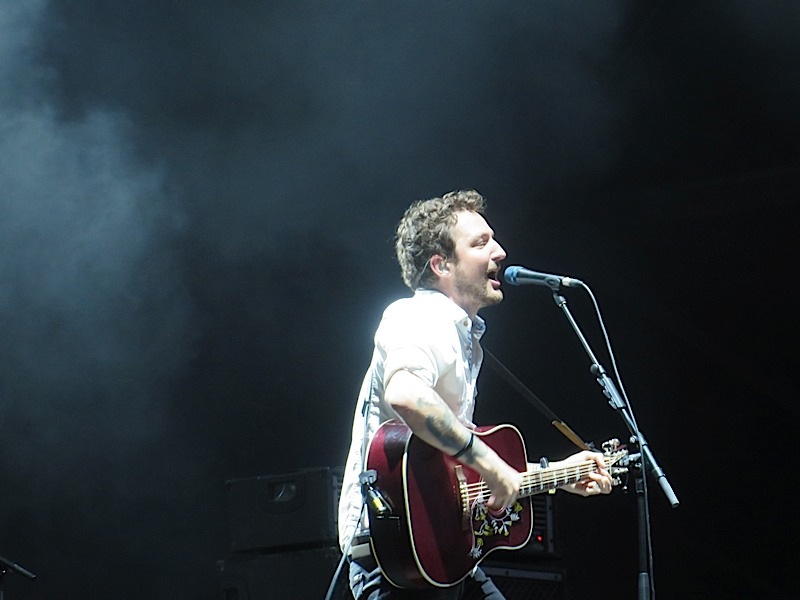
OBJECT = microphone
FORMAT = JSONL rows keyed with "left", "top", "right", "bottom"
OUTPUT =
{"left": 504, "top": 266, "right": 584, "bottom": 290}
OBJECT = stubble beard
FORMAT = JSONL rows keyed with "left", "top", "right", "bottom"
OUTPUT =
{"left": 454, "top": 276, "right": 503, "bottom": 314}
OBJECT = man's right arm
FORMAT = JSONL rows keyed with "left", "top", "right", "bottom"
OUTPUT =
{"left": 384, "top": 369, "right": 521, "bottom": 510}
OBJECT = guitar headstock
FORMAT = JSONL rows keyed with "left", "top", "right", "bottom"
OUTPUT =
{"left": 601, "top": 438, "right": 629, "bottom": 486}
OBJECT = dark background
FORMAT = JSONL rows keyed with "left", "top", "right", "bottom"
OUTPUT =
{"left": 1, "top": 1, "right": 797, "bottom": 599}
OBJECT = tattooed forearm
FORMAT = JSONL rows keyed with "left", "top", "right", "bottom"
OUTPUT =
{"left": 459, "top": 438, "right": 486, "bottom": 465}
{"left": 423, "top": 411, "right": 461, "bottom": 452}
{"left": 387, "top": 370, "right": 487, "bottom": 464}
{"left": 421, "top": 410, "right": 486, "bottom": 466}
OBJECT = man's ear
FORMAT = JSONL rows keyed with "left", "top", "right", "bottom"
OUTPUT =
{"left": 430, "top": 254, "right": 449, "bottom": 276}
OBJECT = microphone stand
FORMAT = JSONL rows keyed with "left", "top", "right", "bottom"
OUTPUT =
{"left": 550, "top": 291, "right": 679, "bottom": 600}
{"left": 0, "top": 554, "right": 37, "bottom": 600}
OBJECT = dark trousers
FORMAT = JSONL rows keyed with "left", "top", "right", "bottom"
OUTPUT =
{"left": 348, "top": 557, "right": 506, "bottom": 599}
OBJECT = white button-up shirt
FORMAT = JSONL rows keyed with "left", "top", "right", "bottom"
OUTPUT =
{"left": 338, "top": 290, "right": 486, "bottom": 552}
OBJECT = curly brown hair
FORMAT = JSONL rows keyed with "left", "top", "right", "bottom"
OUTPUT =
{"left": 395, "top": 189, "right": 486, "bottom": 290}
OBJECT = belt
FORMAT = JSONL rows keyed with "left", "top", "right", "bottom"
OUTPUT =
{"left": 348, "top": 532, "right": 376, "bottom": 571}
{"left": 350, "top": 542, "right": 372, "bottom": 559}
{"left": 349, "top": 532, "right": 372, "bottom": 560}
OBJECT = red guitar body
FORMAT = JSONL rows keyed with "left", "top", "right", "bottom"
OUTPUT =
{"left": 365, "top": 420, "right": 533, "bottom": 589}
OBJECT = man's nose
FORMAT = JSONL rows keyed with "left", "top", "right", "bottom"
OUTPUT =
{"left": 492, "top": 241, "right": 507, "bottom": 261}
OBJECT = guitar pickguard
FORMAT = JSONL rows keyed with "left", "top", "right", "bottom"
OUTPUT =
{"left": 469, "top": 501, "right": 524, "bottom": 558}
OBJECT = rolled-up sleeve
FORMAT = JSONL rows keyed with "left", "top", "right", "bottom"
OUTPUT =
{"left": 377, "top": 306, "right": 453, "bottom": 390}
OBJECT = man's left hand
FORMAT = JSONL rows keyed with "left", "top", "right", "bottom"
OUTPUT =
{"left": 557, "top": 450, "right": 614, "bottom": 497}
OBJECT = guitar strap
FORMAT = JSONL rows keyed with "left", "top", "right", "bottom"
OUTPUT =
{"left": 482, "top": 347, "right": 593, "bottom": 452}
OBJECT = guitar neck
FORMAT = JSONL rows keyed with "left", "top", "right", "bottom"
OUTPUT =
{"left": 519, "top": 460, "right": 600, "bottom": 498}
{"left": 464, "top": 447, "right": 624, "bottom": 506}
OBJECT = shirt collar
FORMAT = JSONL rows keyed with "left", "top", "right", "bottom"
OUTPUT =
{"left": 413, "top": 289, "right": 487, "bottom": 340}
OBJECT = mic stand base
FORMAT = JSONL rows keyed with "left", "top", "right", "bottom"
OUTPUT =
{"left": 0, "top": 553, "right": 37, "bottom": 600}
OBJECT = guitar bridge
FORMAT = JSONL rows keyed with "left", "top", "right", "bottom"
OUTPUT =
{"left": 454, "top": 465, "right": 471, "bottom": 530}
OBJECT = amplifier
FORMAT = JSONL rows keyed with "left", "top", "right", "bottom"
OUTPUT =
{"left": 482, "top": 564, "right": 565, "bottom": 600}
{"left": 226, "top": 466, "right": 343, "bottom": 553}
{"left": 217, "top": 546, "right": 350, "bottom": 600}
{"left": 521, "top": 494, "right": 556, "bottom": 557}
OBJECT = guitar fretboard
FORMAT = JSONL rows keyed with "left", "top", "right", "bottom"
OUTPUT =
{"left": 520, "top": 461, "right": 598, "bottom": 497}
{"left": 461, "top": 452, "right": 624, "bottom": 507}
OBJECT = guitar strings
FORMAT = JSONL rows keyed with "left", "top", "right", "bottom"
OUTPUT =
{"left": 460, "top": 458, "right": 617, "bottom": 502}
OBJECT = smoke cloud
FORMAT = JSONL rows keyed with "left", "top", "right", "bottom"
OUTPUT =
{"left": 0, "top": 1, "right": 798, "bottom": 598}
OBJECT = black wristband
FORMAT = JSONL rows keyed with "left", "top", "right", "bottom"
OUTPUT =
{"left": 452, "top": 432, "right": 474, "bottom": 459}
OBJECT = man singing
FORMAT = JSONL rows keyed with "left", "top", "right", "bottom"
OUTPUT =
{"left": 338, "top": 190, "right": 612, "bottom": 599}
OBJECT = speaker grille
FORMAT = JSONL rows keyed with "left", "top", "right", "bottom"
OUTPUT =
{"left": 217, "top": 547, "right": 351, "bottom": 600}
{"left": 482, "top": 565, "right": 565, "bottom": 600}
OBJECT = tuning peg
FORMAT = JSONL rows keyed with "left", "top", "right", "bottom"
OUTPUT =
{"left": 602, "top": 438, "right": 621, "bottom": 453}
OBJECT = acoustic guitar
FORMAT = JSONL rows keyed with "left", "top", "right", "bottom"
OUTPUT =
{"left": 365, "top": 419, "right": 627, "bottom": 589}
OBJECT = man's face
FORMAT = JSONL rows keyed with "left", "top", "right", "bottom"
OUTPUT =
{"left": 446, "top": 210, "right": 507, "bottom": 317}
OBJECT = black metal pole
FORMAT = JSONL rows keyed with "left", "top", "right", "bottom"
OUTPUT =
{"left": 0, "top": 553, "right": 37, "bottom": 600}
{"left": 550, "top": 291, "right": 678, "bottom": 600}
